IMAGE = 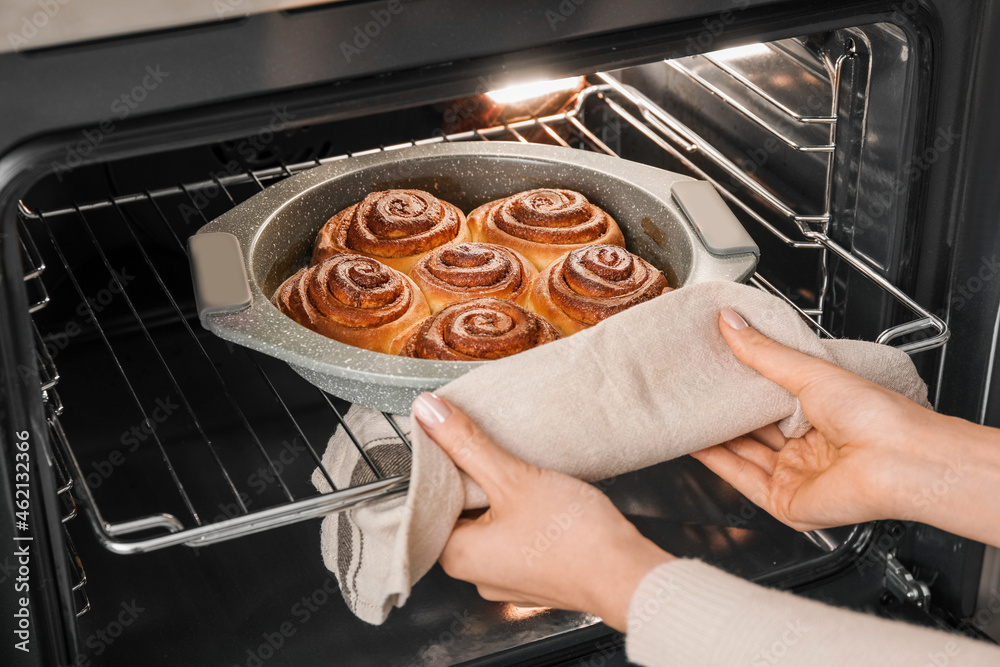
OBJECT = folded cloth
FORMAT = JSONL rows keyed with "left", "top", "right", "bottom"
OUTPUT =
{"left": 311, "top": 280, "right": 930, "bottom": 624}
{"left": 310, "top": 410, "right": 416, "bottom": 622}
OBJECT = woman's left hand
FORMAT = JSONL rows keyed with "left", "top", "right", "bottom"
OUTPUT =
{"left": 412, "top": 392, "right": 674, "bottom": 632}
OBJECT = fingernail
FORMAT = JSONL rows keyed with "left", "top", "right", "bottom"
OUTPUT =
{"left": 720, "top": 308, "right": 748, "bottom": 330}
{"left": 412, "top": 392, "right": 451, "bottom": 429}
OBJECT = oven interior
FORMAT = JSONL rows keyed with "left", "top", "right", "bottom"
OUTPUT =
{"left": 13, "top": 23, "right": 963, "bottom": 664}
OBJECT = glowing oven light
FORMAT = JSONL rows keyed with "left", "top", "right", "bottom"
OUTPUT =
{"left": 485, "top": 76, "right": 585, "bottom": 105}
{"left": 708, "top": 43, "right": 771, "bottom": 60}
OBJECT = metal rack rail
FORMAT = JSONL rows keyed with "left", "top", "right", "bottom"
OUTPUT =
{"left": 596, "top": 50, "right": 948, "bottom": 352}
{"left": 16, "top": 51, "right": 948, "bottom": 555}
{"left": 17, "top": 223, "right": 88, "bottom": 616}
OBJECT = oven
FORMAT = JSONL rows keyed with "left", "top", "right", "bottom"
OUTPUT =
{"left": 2, "top": 1, "right": 999, "bottom": 665}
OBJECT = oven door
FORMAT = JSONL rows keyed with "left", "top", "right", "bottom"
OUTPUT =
{"left": 2, "top": 1, "right": 999, "bottom": 664}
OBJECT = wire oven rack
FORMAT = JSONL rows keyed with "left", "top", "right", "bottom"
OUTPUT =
{"left": 19, "top": 219, "right": 90, "bottom": 616}
{"left": 16, "top": 48, "right": 949, "bottom": 556}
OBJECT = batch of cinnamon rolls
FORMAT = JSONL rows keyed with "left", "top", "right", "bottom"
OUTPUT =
{"left": 272, "top": 187, "right": 672, "bottom": 361}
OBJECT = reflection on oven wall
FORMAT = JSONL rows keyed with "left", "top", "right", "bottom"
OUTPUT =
{"left": 4, "top": 4, "right": 1000, "bottom": 664}
{"left": 617, "top": 26, "right": 924, "bottom": 348}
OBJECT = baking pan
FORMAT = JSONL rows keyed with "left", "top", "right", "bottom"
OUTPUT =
{"left": 189, "top": 142, "right": 759, "bottom": 413}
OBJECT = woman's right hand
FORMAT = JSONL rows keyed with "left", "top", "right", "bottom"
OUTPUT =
{"left": 692, "top": 309, "right": 1000, "bottom": 547}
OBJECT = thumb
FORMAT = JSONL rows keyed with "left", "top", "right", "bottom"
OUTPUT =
{"left": 411, "top": 393, "right": 531, "bottom": 503}
{"left": 718, "top": 308, "right": 843, "bottom": 396}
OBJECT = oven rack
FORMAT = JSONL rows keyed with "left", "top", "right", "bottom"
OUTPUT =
{"left": 16, "top": 223, "right": 89, "bottom": 616}
{"left": 664, "top": 57, "right": 837, "bottom": 153}
{"left": 23, "top": 191, "right": 411, "bottom": 553}
{"left": 594, "top": 75, "right": 946, "bottom": 351}
{"left": 17, "top": 74, "right": 947, "bottom": 555}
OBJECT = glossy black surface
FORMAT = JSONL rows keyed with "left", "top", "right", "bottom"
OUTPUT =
{"left": 64, "top": 453, "right": 834, "bottom": 666}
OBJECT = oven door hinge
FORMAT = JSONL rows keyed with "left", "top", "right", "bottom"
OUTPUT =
{"left": 884, "top": 553, "right": 931, "bottom": 609}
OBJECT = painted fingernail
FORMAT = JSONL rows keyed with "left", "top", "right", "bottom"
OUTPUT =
{"left": 720, "top": 308, "right": 749, "bottom": 330}
{"left": 412, "top": 393, "right": 451, "bottom": 429}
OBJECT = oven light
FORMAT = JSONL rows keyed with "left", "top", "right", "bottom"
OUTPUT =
{"left": 709, "top": 43, "right": 771, "bottom": 60}
{"left": 485, "top": 76, "right": 585, "bottom": 105}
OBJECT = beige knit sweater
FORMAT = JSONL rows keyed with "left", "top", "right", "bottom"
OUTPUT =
{"left": 626, "top": 560, "right": 1000, "bottom": 666}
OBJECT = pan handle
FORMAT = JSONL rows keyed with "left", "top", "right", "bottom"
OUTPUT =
{"left": 671, "top": 181, "right": 759, "bottom": 258}
{"left": 189, "top": 232, "right": 253, "bottom": 327}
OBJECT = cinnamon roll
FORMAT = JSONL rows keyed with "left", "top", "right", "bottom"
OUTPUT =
{"left": 409, "top": 242, "right": 538, "bottom": 313}
{"left": 390, "top": 297, "right": 560, "bottom": 361}
{"left": 525, "top": 244, "right": 671, "bottom": 335}
{"left": 467, "top": 188, "right": 625, "bottom": 270}
{"left": 312, "top": 189, "right": 471, "bottom": 273}
{"left": 273, "top": 254, "right": 430, "bottom": 354}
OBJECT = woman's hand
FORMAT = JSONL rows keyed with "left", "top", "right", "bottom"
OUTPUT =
{"left": 693, "top": 309, "right": 1000, "bottom": 547}
{"left": 412, "top": 393, "right": 673, "bottom": 632}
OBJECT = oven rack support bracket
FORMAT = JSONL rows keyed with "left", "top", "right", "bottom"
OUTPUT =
{"left": 590, "top": 78, "right": 949, "bottom": 353}
{"left": 884, "top": 553, "right": 932, "bottom": 609}
{"left": 17, "top": 211, "right": 89, "bottom": 614}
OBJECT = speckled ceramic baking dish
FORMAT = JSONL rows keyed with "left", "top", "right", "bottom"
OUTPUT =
{"left": 189, "top": 142, "right": 759, "bottom": 413}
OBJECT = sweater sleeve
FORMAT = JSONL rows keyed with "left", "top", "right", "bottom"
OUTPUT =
{"left": 625, "top": 559, "right": 1000, "bottom": 667}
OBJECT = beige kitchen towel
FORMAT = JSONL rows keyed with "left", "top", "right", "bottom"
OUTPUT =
{"left": 311, "top": 280, "right": 930, "bottom": 624}
{"left": 310, "top": 410, "right": 415, "bottom": 622}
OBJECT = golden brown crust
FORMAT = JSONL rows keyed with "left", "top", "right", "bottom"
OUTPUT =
{"left": 467, "top": 188, "right": 625, "bottom": 270}
{"left": 408, "top": 242, "right": 538, "bottom": 313}
{"left": 525, "top": 245, "right": 671, "bottom": 336}
{"left": 272, "top": 254, "right": 430, "bottom": 354}
{"left": 311, "top": 189, "right": 471, "bottom": 273}
{"left": 390, "top": 297, "right": 560, "bottom": 360}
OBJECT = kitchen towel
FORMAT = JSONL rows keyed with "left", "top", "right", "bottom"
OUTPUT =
{"left": 310, "top": 280, "right": 930, "bottom": 624}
